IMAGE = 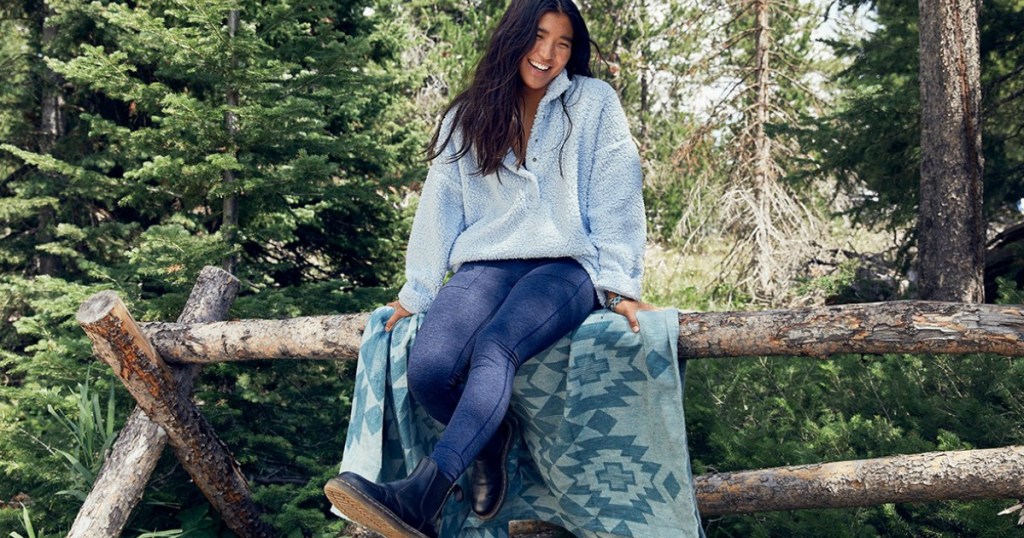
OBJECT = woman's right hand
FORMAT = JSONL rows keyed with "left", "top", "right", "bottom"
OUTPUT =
{"left": 384, "top": 300, "right": 413, "bottom": 332}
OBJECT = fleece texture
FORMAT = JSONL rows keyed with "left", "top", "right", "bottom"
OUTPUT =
{"left": 398, "top": 70, "right": 646, "bottom": 313}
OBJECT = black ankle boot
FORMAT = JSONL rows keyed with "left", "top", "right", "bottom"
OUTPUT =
{"left": 470, "top": 419, "right": 514, "bottom": 520}
{"left": 324, "top": 458, "right": 454, "bottom": 538}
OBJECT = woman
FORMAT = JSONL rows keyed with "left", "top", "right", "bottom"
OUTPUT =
{"left": 325, "top": 1, "right": 649, "bottom": 536}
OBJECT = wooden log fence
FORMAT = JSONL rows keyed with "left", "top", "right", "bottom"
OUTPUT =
{"left": 75, "top": 268, "right": 272, "bottom": 538}
{"left": 68, "top": 266, "right": 240, "bottom": 538}
{"left": 73, "top": 267, "right": 1024, "bottom": 537}
{"left": 137, "top": 301, "right": 1024, "bottom": 363}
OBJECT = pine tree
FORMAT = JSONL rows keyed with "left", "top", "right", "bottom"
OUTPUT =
{"left": 916, "top": 0, "right": 984, "bottom": 302}
{"left": 808, "top": 0, "right": 1024, "bottom": 256}
{"left": 1, "top": 0, "right": 419, "bottom": 533}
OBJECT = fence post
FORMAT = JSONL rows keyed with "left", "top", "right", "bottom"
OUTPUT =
{"left": 76, "top": 283, "right": 272, "bottom": 538}
{"left": 68, "top": 266, "right": 239, "bottom": 537}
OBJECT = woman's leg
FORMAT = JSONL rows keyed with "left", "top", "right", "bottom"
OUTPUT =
{"left": 407, "top": 260, "right": 534, "bottom": 426}
{"left": 324, "top": 261, "right": 535, "bottom": 538}
{"left": 429, "top": 259, "right": 596, "bottom": 482}
{"left": 325, "top": 259, "right": 596, "bottom": 537}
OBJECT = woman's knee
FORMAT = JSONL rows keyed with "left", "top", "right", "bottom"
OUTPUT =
{"left": 471, "top": 331, "right": 522, "bottom": 372}
{"left": 407, "top": 346, "right": 456, "bottom": 400}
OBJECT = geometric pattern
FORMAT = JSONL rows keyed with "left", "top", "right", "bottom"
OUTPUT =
{"left": 338, "top": 308, "right": 704, "bottom": 538}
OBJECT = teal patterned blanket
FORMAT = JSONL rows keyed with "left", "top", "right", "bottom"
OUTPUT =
{"left": 337, "top": 307, "right": 703, "bottom": 538}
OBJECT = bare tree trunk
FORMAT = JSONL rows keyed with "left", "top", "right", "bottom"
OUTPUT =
{"left": 68, "top": 267, "right": 238, "bottom": 538}
{"left": 137, "top": 301, "right": 1024, "bottom": 364}
{"left": 38, "top": 7, "right": 63, "bottom": 155}
{"left": 695, "top": 445, "right": 1024, "bottom": 515}
{"left": 35, "top": 2, "right": 63, "bottom": 276}
{"left": 222, "top": 9, "right": 240, "bottom": 275}
{"left": 715, "top": 0, "right": 819, "bottom": 301}
{"left": 77, "top": 291, "right": 273, "bottom": 538}
{"left": 751, "top": 0, "right": 773, "bottom": 292}
{"left": 917, "top": 0, "right": 984, "bottom": 303}
{"left": 637, "top": 0, "right": 649, "bottom": 150}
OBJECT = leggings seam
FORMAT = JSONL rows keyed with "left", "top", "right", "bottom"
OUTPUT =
{"left": 457, "top": 358, "right": 516, "bottom": 471}
{"left": 506, "top": 276, "right": 591, "bottom": 367}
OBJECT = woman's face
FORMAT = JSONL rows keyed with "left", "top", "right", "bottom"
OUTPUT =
{"left": 518, "top": 11, "right": 574, "bottom": 97}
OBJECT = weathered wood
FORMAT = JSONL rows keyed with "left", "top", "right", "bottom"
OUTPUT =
{"left": 142, "top": 312, "right": 370, "bottom": 362}
{"left": 69, "top": 266, "right": 239, "bottom": 538}
{"left": 345, "top": 444, "right": 1024, "bottom": 535}
{"left": 675, "top": 300, "right": 1024, "bottom": 358}
{"left": 139, "top": 301, "right": 1024, "bottom": 364}
{"left": 85, "top": 291, "right": 1024, "bottom": 524}
{"left": 76, "top": 289, "right": 272, "bottom": 538}
{"left": 695, "top": 445, "right": 1024, "bottom": 515}
{"left": 342, "top": 519, "right": 578, "bottom": 537}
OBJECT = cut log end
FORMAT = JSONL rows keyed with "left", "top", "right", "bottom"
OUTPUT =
{"left": 197, "top": 265, "right": 237, "bottom": 283}
{"left": 76, "top": 290, "right": 122, "bottom": 325}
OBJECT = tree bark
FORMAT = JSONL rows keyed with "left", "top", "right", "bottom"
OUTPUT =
{"left": 221, "top": 9, "right": 240, "bottom": 275}
{"left": 68, "top": 267, "right": 239, "bottom": 538}
{"left": 76, "top": 290, "right": 272, "bottom": 538}
{"left": 142, "top": 312, "right": 370, "bottom": 362}
{"left": 695, "top": 445, "right": 1024, "bottom": 515}
{"left": 509, "top": 521, "right": 576, "bottom": 538}
{"left": 34, "top": 2, "right": 64, "bottom": 277}
{"left": 751, "top": 0, "right": 773, "bottom": 292}
{"left": 917, "top": 0, "right": 985, "bottom": 302}
{"left": 138, "top": 301, "right": 1024, "bottom": 364}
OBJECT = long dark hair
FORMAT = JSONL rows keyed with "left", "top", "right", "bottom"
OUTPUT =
{"left": 427, "top": 0, "right": 593, "bottom": 176}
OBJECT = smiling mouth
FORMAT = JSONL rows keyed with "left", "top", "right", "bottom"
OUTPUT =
{"left": 528, "top": 60, "right": 551, "bottom": 72}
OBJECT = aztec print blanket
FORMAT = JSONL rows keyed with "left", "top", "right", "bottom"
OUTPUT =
{"left": 336, "top": 306, "right": 704, "bottom": 538}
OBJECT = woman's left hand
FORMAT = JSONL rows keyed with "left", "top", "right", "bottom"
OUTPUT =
{"left": 612, "top": 298, "right": 657, "bottom": 333}
{"left": 384, "top": 300, "right": 413, "bottom": 332}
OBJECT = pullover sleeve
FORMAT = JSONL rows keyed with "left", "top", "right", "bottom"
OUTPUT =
{"left": 586, "top": 85, "right": 646, "bottom": 302}
{"left": 397, "top": 118, "right": 465, "bottom": 313}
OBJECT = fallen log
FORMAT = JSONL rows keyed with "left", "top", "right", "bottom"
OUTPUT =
{"left": 138, "top": 301, "right": 1024, "bottom": 363}
{"left": 68, "top": 267, "right": 239, "bottom": 538}
{"left": 695, "top": 445, "right": 1024, "bottom": 515}
{"left": 76, "top": 290, "right": 273, "bottom": 538}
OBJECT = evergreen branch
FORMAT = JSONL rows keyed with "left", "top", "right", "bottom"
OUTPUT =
{"left": 988, "top": 57, "right": 1024, "bottom": 89}
{"left": 252, "top": 3, "right": 300, "bottom": 39}
{"left": 995, "top": 85, "right": 1024, "bottom": 109}
{"left": 190, "top": 0, "right": 234, "bottom": 48}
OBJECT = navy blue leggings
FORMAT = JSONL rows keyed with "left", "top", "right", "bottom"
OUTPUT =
{"left": 407, "top": 258, "right": 597, "bottom": 482}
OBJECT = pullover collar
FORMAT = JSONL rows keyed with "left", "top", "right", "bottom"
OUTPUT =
{"left": 539, "top": 70, "right": 572, "bottom": 107}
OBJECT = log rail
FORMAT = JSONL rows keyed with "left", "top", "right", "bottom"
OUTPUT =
{"left": 73, "top": 268, "right": 1024, "bottom": 538}
{"left": 138, "top": 301, "right": 1024, "bottom": 363}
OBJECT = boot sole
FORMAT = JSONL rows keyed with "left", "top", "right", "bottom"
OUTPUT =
{"left": 324, "top": 477, "right": 429, "bottom": 538}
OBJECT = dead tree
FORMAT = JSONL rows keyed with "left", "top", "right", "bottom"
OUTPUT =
{"left": 697, "top": 445, "right": 1024, "bottom": 514}
{"left": 138, "top": 301, "right": 1024, "bottom": 363}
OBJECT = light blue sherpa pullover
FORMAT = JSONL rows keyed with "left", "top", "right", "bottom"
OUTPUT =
{"left": 398, "top": 70, "right": 645, "bottom": 313}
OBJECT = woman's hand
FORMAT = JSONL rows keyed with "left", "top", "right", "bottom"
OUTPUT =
{"left": 384, "top": 300, "right": 413, "bottom": 332}
{"left": 609, "top": 295, "right": 657, "bottom": 333}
